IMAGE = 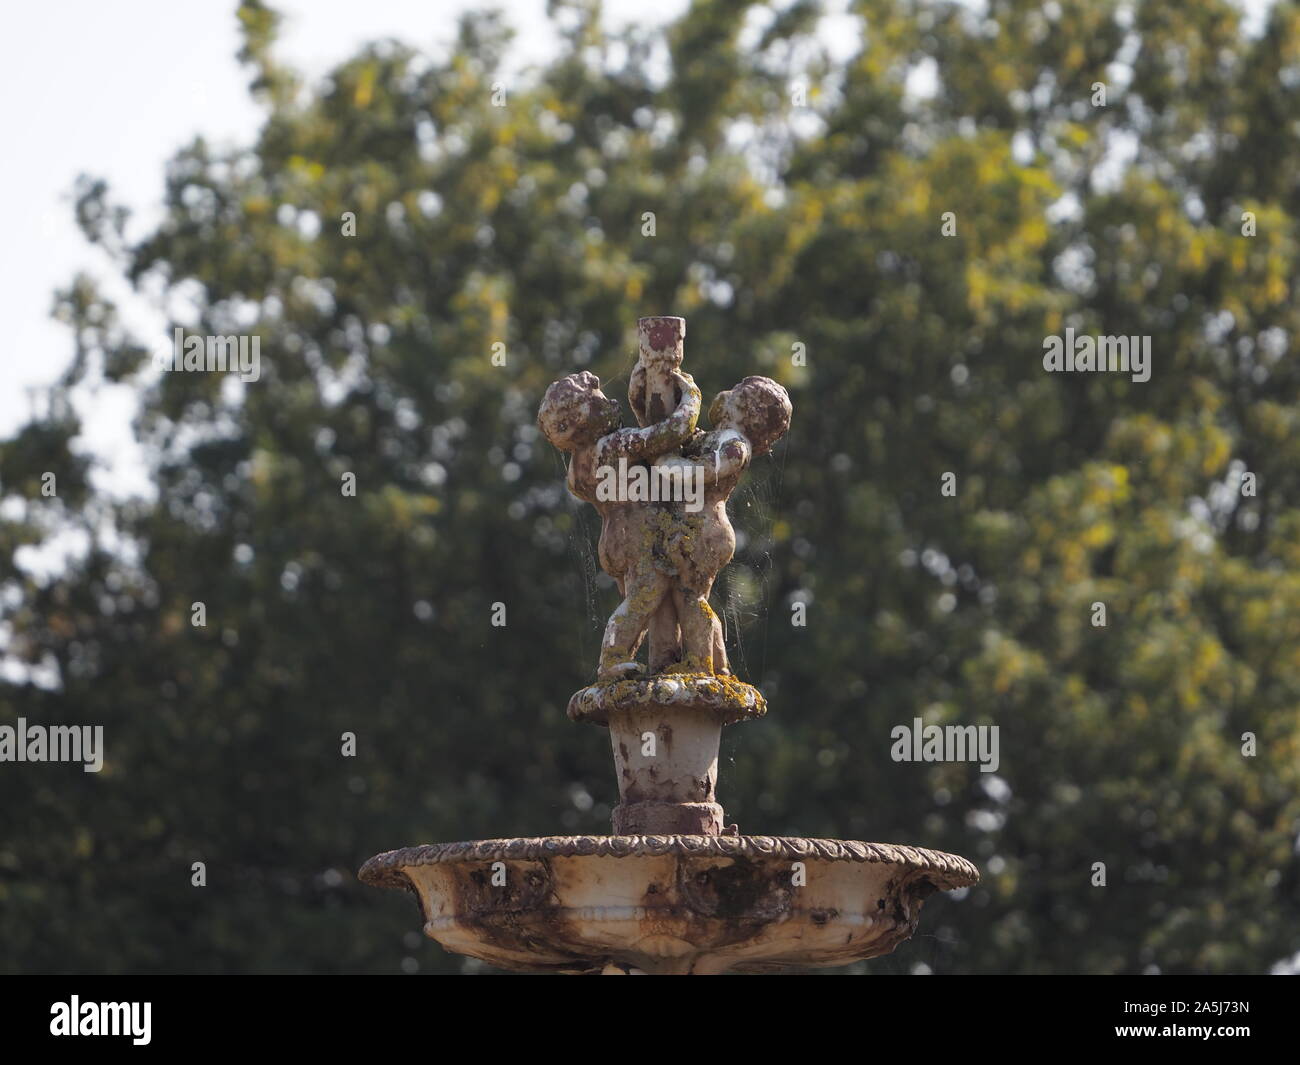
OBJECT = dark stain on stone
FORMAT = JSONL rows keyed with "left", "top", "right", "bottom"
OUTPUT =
{"left": 681, "top": 858, "right": 791, "bottom": 924}
{"left": 647, "top": 320, "right": 681, "bottom": 351}
{"left": 450, "top": 860, "right": 568, "bottom": 958}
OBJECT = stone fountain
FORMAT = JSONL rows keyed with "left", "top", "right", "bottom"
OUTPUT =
{"left": 359, "top": 317, "right": 977, "bottom": 974}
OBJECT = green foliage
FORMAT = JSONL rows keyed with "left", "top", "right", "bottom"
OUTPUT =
{"left": 2, "top": 0, "right": 1298, "bottom": 973}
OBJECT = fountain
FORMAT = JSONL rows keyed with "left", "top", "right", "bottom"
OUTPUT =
{"left": 359, "top": 317, "right": 978, "bottom": 974}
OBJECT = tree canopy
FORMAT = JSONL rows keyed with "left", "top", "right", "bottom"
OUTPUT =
{"left": 2, "top": 0, "right": 1298, "bottom": 973}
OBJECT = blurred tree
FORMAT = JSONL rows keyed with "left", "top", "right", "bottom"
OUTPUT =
{"left": 1, "top": 0, "right": 1297, "bottom": 974}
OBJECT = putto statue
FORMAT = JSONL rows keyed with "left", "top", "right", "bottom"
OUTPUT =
{"left": 538, "top": 317, "right": 791, "bottom": 682}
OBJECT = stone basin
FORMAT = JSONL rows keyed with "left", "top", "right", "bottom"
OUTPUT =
{"left": 359, "top": 834, "right": 978, "bottom": 974}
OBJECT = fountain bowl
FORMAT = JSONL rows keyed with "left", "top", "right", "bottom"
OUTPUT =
{"left": 359, "top": 834, "right": 978, "bottom": 974}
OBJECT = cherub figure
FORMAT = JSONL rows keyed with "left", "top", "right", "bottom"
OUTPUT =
{"left": 640, "top": 375, "right": 793, "bottom": 676}
{"left": 537, "top": 370, "right": 701, "bottom": 680}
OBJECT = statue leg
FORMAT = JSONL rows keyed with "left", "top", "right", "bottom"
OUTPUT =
{"left": 669, "top": 583, "right": 722, "bottom": 674}
{"left": 598, "top": 561, "right": 670, "bottom": 681}
{"left": 709, "top": 610, "right": 730, "bottom": 675}
{"left": 646, "top": 596, "right": 682, "bottom": 674}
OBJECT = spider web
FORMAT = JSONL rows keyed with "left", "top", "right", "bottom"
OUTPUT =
{"left": 718, "top": 434, "right": 788, "bottom": 689}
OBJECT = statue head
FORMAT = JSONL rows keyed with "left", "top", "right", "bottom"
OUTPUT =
{"left": 708, "top": 375, "right": 792, "bottom": 456}
{"left": 538, "top": 371, "right": 621, "bottom": 451}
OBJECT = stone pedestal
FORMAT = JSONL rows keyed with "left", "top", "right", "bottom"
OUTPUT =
{"left": 608, "top": 697, "right": 722, "bottom": 833}
{"left": 567, "top": 673, "right": 765, "bottom": 836}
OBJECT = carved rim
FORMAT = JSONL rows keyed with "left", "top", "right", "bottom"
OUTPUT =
{"left": 567, "top": 673, "right": 767, "bottom": 726}
{"left": 358, "top": 835, "right": 979, "bottom": 892}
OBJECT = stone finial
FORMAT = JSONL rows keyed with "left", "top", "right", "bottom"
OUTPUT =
{"left": 633, "top": 316, "right": 685, "bottom": 425}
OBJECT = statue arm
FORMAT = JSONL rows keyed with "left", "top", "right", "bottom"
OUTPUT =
{"left": 597, "top": 372, "right": 700, "bottom": 465}
{"left": 567, "top": 451, "right": 600, "bottom": 503}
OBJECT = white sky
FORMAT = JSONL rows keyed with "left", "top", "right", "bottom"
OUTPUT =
{"left": 0, "top": 0, "right": 694, "bottom": 498}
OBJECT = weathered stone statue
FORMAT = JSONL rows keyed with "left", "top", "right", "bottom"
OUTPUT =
{"left": 540, "top": 316, "right": 791, "bottom": 682}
